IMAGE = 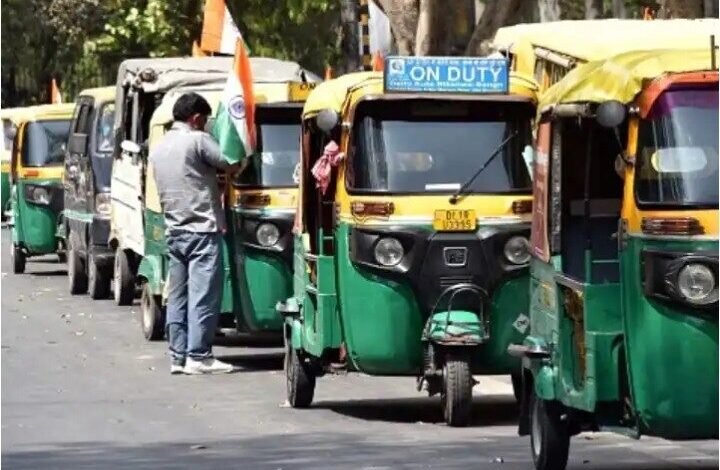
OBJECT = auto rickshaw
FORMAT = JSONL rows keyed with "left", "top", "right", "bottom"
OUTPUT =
{"left": 110, "top": 56, "right": 233, "bottom": 307}
{"left": 228, "top": 81, "right": 314, "bottom": 339}
{"left": 509, "top": 47, "right": 718, "bottom": 470}
{"left": 492, "top": 18, "right": 719, "bottom": 91}
{"left": 64, "top": 86, "right": 117, "bottom": 299}
{"left": 1, "top": 107, "right": 30, "bottom": 219}
{"left": 278, "top": 57, "right": 538, "bottom": 426}
{"left": 114, "top": 58, "right": 317, "bottom": 341}
{"left": 9, "top": 103, "right": 75, "bottom": 273}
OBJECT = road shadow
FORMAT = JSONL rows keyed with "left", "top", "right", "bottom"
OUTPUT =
{"left": 216, "top": 351, "right": 284, "bottom": 371}
{"left": 27, "top": 269, "right": 67, "bottom": 277}
{"left": 314, "top": 393, "right": 518, "bottom": 427}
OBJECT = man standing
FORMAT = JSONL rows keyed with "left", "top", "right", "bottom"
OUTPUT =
{"left": 150, "top": 92, "right": 239, "bottom": 375}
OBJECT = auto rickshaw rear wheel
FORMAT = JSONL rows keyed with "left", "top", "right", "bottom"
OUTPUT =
{"left": 441, "top": 351, "right": 473, "bottom": 427}
{"left": 530, "top": 393, "right": 570, "bottom": 470}
{"left": 114, "top": 248, "right": 135, "bottom": 306}
{"left": 140, "top": 283, "right": 165, "bottom": 341}
{"left": 11, "top": 244, "right": 25, "bottom": 274}
{"left": 285, "top": 345, "right": 315, "bottom": 408}
{"left": 88, "top": 250, "right": 111, "bottom": 300}
{"left": 67, "top": 237, "right": 88, "bottom": 295}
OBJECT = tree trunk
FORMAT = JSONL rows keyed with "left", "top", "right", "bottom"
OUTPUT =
{"left": 340, "top": 0, "right": 361, "bottom": 72}
{"left": 612, "top": 0, "right": 627, "bottom": 18}
{"left": 538, "top": 0, "right": 561, "bottom": 22}
{"left": 659, "top": 0, "right": 703, "bottom": 18}
{"left": 704, "top": 0, "right": 718, "bottom": 17}
{"left": 377, "top": 0, "right": 419, "bottom": 55}
{"left": 584, "top": 0, "right": 603, "bottom": 18}
{"left": 464, "top": 0, "right": 525, "bottom": 56}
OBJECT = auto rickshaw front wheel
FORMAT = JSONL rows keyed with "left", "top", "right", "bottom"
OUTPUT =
{"left": 88, "top": 250, "right": 111, "bottom": 300}
{"left": 67, "top": 238, "right": 88, "bottom": 295}
{"left": 11, "top": 244, "right": 25, "bottom": 274}
{"left": 114, "top": 248, "right": 135, "bottom": 306}
{"left": 441, "top": 351, "right": 473, "bottom": 427}
{"left": 285, "top": 345, "right": 315, "bottom": 408}
{"left": 140, "top": 283, "right": 165, "bottom": 341}
{"left": 530, "top": 394, "right": 570, "bottom": 470}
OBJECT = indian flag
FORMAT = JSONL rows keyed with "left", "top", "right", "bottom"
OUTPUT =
{"left": 200, "top": 0, "right": 242, "bottom": 55}
{"left": 213, "top": 39, "right": 256, "bottom": 164}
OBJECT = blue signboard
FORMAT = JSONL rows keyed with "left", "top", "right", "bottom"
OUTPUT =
{"left": 384, "top": 56, "right": 509, "bottom": 94}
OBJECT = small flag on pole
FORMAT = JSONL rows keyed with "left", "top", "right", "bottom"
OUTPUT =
{"left": 213, "top": 39, "right": 255, "bottom": 164}
{"left": 50, "top": 78, "right": 62, "bottom": 104}
{"left": 201, "top": 0, "right": 242, "bottom": 55}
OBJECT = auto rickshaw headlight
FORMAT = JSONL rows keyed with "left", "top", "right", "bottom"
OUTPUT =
{"left": 26, "top": 185, "right": 50, "bottom": 205}
{"left": 256, "top": 223, "right": 280, "bottom": 247}
{"left": 374, "top": 237, "right": 404, "bottom": 267}
{"left": 95, "top": 193, "right": 111, "bottom": 217}
{"left": 677, "top": 263, "right": 718, "bottom": 305}
{"left": 504, "top": 236, "right": 530, "bottom": 265}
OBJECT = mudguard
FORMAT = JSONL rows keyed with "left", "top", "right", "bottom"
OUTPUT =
{"left": 423, "top": 310, "right": 487, "bottom": 346}
{"left": 137, "top": 254, "right": 164, "bottom": 296}
{"left": 534, "top": 364, "right": 558, "bottom": 401}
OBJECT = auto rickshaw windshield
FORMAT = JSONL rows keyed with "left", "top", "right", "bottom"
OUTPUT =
{"left": 22, "top": 119, "right": 71, "bottom": 167}
{"left": 349, "top": 100, "right": 532, "bottom": 194}
{"left": 235, "top": 122, "right": 301, "bottom": 188}
{"left": 636, "top": 87, "right": 719, "bottom": 208}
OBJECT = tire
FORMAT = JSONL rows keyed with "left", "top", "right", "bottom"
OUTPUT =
{"left": 114, "top": 248, "right": 135, "bottom": 306}
{"left": 88, "top": 250, "right": 111, "bottom": 300}
{"left": 11, "top": 244, "right": 25, "bottom": 274}
{"left": 530, "top": 394, "right": 570, "bottom": 470}
{"left": 285, "top": 344, "right": 315, "bottom": 408}
{"left": 140, "top": 283, "right": 165, "bottom": 341}
{"left": 511, "top": 370, "right": 523, "bottom": 403}
{"left": 57, "top": 252, "right": 67, "bottom": 264}
{"left": 441, "top": 352, "right": 473, "bottom": 427}
{"left": 67, "top": 238, "right": 87, "bottom": 295}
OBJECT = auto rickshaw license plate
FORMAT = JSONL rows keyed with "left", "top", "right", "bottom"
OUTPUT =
{"left": 433, "top": 209, "right": 477, "bottom": 232}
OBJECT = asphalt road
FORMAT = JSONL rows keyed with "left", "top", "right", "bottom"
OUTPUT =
{"left": 1, "top": 229, "right": 718, "bottom": 469}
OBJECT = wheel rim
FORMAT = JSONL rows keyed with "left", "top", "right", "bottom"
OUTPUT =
{"left": 113, "top": 253, "right": 121, "bottom": 301}
{"left": 531, "top": 399, "right": 542, "bottom": 457}
{"left": 88, "top": 255, "right": 95, "bottom": 287}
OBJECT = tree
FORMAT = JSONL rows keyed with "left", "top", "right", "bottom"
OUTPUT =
{"left": 465, "top": 0, "right": 535, "bottom": 56}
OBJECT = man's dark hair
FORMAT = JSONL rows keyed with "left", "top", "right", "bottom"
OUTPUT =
{"left": 172, "top": 92, "right": 212, "bottom": 122}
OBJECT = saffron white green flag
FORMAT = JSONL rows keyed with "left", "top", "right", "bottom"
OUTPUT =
{"left": 213, "top": 38, "right": 255, "bottom": 164}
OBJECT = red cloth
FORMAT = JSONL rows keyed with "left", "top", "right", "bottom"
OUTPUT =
{"left": 311, "top": 141, "right": 345, "bottom": 195}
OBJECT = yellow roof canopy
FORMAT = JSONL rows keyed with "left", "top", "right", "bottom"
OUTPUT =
{"left": 303, "top": 70, "right": 539, "bottom": 118}
{"left": 538, "top": 48, "right": 717, "bottom": 109}
{"left": 493, "top": 19, "right": 719, "bottom": 64}
{"left": 78, "top": 86, "right": 116, "bottom": 103}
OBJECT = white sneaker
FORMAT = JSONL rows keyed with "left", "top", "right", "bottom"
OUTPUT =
{"left": 170, "top": 363, "right": 185, "bottom": 375}
{"left": 183, "top": 357, "right": 236, "bottom": 375}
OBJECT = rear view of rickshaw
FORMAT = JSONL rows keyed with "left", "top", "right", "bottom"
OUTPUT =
{"left": 510, "top": 48, "right": 718, "bottom": 470}
{"left": 9, "top": 104, "right": 74, "bottom": 273}
{"left": 279, "top": 57, "right": 538, "bottom": 426}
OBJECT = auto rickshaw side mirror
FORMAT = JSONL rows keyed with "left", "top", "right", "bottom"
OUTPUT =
{"left": 596, "top": 100, "right": 627, "bottom": 128}
{"left": 316, "top": 109, "right": 340, "bottom": 135}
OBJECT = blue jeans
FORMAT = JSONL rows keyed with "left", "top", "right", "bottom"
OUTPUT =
{"left": 166, "top": 231, "right": 223, "bottom": 364}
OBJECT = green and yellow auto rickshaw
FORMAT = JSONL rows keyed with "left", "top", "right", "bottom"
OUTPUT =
{"left": 509, "top": 48, "right": 718, "bottom": 469}
{"left": 278, "top": 57, "right": 538, "bottom": 426}
{"left": 1, "top": 107, "right": 30, "bottom": 219}
{"left": 229, "top": 81, "right": 314, "bottom": 338}
{"left": 133, "top": 60, "right": 317, "bottom": 341}
{"left": 9, "top": 103, "right": 74, "bottom": 273}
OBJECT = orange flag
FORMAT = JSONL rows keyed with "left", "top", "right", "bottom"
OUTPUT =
{"left": 372, "top": 52, "right": 384, "bottom": 72}
{"left": 201, "top": 0, "right": 241, "bottom": 55}
{"left": 50, "top": 78, "right": 62, "bottom": 104}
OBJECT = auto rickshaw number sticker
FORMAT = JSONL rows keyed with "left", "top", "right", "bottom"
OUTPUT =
{"left": 433, "top": 209, "right": 477, "bottom": 232}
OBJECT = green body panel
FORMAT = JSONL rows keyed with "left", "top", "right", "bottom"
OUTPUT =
{"left": 621, "top": 236, "right": 718, "bottom": 439}
{"left": 12, "top": 178, "right": 62, "bottom": 255}
{"left": 527, "top": 258, "right": 624, "bottom": 413}
{"left": 292, "top": 222, "right": 528, "bottom": 376}
{"left": 231, "top": 208, "right": 293, "bottom": 333}
{"left": 141, "top": 208, "right": 234, "bottom": 316}
{"left": 1, "top": 170, "right": 9, "bottom": 213}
